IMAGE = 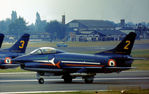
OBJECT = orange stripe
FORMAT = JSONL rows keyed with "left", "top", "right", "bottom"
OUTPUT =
{"left": 41, "top": 63, "right": 104, "bottom": 67}
{"left": 41, "top": 64, "right": 53, "bottom": 66}
{"left": 41, "top": 62, "right": 61, "bottom": 68}
{"left": 65, "top": 64, "right": 104, "bottom": 67}
{"left": 56, "top": 61, "right": 61, "bottom": 68}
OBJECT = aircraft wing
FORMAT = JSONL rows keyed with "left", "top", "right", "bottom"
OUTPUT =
{"left": 127, "top": 57, "right": 146, "bottom": 60}
{"left": 104, "top": 67, "right": 136, "bottom": 71}
{"left": 63, "top": 66, "right": 103, "bottom": 69}
{"left": 64, "top": 66, "right": 135, "bottom": 72}
{"left": 132, "top": 57, "right": 146, "bottom": 60}
{"left": 23, "top": 67, "right": 63, "bottom": 72}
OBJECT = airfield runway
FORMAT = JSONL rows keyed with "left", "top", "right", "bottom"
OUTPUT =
{"left": 0, "top": 42, "right": 148, "bottom": 93}
{"left": 0, "top": 71, "right": 149, "bottom": 93}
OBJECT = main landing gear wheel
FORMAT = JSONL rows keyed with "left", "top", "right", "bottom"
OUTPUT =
{"left": 62, "top": 74, "right": 73, "bottom": 83}
{"left": 64, "top": 77, "right": 72, "bottom": 83}
{"left": 84, "top": 76, "right": 94, "bottom": 83}
{"left": 38, "top": 78, "right": 44, "bottom": 84}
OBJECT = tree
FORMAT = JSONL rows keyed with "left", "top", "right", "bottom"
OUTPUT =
{"left": 0, "top": 19, "right": 11, "bottom": 33}
{"left": 45, "top": 20, "right": 66, "bottom": 41}
{"left": 8, "top": 17, "right": 28, "bottom": 39}
{"left": 27, "top": 24, "right": 35, "bottom": 33}
{"left": 11, "top": 11, "right": 17, "bottom": 22}
{"left": 35, "top": 12, "right": 47, "bottom": 32}
{"left": 35, "top": 12, "right": 41, "bottom": 32}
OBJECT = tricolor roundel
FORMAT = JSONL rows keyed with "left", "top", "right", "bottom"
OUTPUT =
{"left": 4, "top": 57, "right": 12, "bottom": 64}
{"left": 108, "top": 59, "right": 116, "bottom": 67}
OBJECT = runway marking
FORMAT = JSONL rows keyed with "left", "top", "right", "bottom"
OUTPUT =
{"left": 0, "top": 90, "right": 111, "bottom": 94}
{"left": 0, "top": 72, "right": 36, "bottom": 75}
{"left": 0, "top": 90, "right": 78, "bottom": 94}
{"left": 0, "top": 77, "right": 149, "bottom": 83}
{"left": 94, "top": 77, "right": 149, "bottom": 80}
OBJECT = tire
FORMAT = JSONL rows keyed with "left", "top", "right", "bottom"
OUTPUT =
{"left": 64, "top": 77, "right": 72, "bottom": 83}
{"left": 62, "top": 74, "right": 73, "bottom": 83}
{"left": 84, "top": 77, "right": 94, "bottom": 83}
{"left": 38, "top": 78, "right": 44, "bottom": 84}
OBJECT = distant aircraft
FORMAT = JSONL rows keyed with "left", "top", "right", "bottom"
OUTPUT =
{"left": 14, "top": 32, "right": 136, "bottom": 84}
{"left": 0, "top": 34, "right": 30, "bottom": 69}
{"left": 0, "top": 33, "right": 4, "bottom": 48}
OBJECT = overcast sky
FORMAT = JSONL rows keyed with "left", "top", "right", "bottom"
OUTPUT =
{"left": 0, "top": 0, "right": 149, "bottom": 24}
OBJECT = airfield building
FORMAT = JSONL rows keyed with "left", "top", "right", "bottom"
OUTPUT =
{"left": 67, "top": 20, "right": 126, "bottom": 41}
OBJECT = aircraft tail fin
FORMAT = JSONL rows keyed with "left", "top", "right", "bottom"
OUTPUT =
{"left": 97, "top": 32, "right": 136, "bottom": 55}
{"left": 0, "top": 33, "right": 4, "bottom": 48}
{"left": 9, "top": 34, "right": 30, "bottom": 53}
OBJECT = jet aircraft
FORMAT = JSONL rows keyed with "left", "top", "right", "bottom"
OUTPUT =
{"left": 0, "top": 33, "right": 4, "bottom": 48}
{"left": 0, "top": 34, "right": 30, "bottom": 69}
{"left": 14, "top": 32, "right": 136, "bottom": 84}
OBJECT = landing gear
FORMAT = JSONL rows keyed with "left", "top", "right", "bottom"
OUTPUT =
{"left": 38, "top": 78, "right": 44, "bottom": 84}
{"left": 83, "top": 76, "right": 94, "bottom": 83}
{"left": 37, "top": 72, "right": 45, "bottom": 84}
{"left": 62, "top": 74, "right": 73, "bottom": 83}
{"left": 64, "top": 77, "right": 72, "bottom": 83}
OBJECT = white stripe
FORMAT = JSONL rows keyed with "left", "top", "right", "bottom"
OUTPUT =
{"left": 33, "top": 60, "right": 48, "bottom": 63}
{"left": 0, "top": 90, "right": 78, "bottom": 94}
{"left": 0, "top": 77, "right": 149, "bottom": 83}
{"left": 34, "top": 58, "right": 55, "bottom": 65}
{"left": 0, "top": 79, "right": 37, "bottom": 82}
{"left": 62, "top": 61, "right": 100, "bottom": 65}
{"left": 0, "top": 90, "right": 111, "bottom": 94}
{"left": 94, "top": 77, "right": 149, "bottom": 80}
{"left": 0, "top": 72, "right": 36, "bottom": 75}
{"left": 33, "top": 60, "right": 100, "bottom": 65}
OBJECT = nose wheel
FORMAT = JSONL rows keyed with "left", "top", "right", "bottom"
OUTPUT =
{"left": 37, "top": 72, "right": 45, "bottom": 84}
{"left": 38, "top": 78, "right": 44, "bottom": 84}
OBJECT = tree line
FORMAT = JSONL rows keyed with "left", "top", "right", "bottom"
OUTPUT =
{"left": 0, "top": 11, "right": 67, "bottom": 41}
{"left": 0, "top": 11, "right": 149, "bottom": 41}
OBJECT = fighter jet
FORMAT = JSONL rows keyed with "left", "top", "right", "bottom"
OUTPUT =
{"left": 14, "top": 32, "right": 136, "bottom": 84}
{"left": 0, "top": 33, "right": 4, "bottom": 48}
{"left": 0, "top": 34, "right": 30, "bottom": 69}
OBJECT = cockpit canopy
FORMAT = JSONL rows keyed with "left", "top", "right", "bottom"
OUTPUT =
{"left": 30, "top": 47, "right": 64, "bottom": 55}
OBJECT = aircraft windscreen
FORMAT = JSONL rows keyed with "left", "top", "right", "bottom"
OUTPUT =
{"left": 30, "top": 47, "right": 63, "bottom": 55}
{"left": 41, "top": 48, "right": 56, "bottom": 54}
{"left": 30, "top": 49, "right": 42, "bottom": 55}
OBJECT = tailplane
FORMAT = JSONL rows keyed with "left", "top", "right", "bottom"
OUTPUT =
{"left": 9, "top": 34, "right": 30, "bottom": 53}
{"left": 97, "top": 32, "right": 136, "bottom": 55}
{"left": 0, "top": 33, "right": 4, "bottom": 48}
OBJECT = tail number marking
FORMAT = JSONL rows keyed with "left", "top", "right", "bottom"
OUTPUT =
{"left": 124, "top": 40, "right": 130, "bottom": 50}
{"left": 19, "top": 40, "right": 25, "bottom": 49}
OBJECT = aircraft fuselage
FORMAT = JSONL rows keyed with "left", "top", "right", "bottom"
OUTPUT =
{"left": 16, "top": 52, "right": 133, "bottom": 74}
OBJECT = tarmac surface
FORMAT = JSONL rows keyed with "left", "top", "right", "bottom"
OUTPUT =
{"left": 0, "top": 42, "right": 148, "bottom": 93}
{"left": 0, "top": 71, "right": 149, "bottom": 93}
